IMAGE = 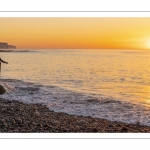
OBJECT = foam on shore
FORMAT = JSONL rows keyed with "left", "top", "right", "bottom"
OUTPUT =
{"left": 1, "top": 78, "right": 150, "bottom": 126}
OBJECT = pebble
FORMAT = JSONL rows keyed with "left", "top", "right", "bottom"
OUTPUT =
{"left": 78, "top": 119, "right": 87, "bottom": 125}
{"left": 121, "top": 127, "right": 128, "bottom": 132}
{"left": 92, "top": 123, "right": 98, "bottom": 126}
{"left": 35, "top": 110, "right": 40, "bottom": 116}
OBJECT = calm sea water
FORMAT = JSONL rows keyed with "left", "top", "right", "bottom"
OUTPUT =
{"left": 0, "top": 49, "right": 150, "bottom": 125}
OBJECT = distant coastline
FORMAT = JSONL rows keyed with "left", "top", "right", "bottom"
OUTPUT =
{"left": 0, "top": 42, "right": 16, "bottom": 49}
{"left": 0, "top": 50, "right": 31, "bottom": 52}
{"left": 0, "top": 50, "right": 13, "bottom": 52}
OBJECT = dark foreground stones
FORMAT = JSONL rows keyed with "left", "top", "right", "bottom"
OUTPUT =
{"left": 0, "top": 85, "right": 6, "bottom": 94}
{"left": 0, "top": 98, "right": 150, "bottom": 133}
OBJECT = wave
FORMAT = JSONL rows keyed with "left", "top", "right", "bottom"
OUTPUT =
{"left": 1, "top": 78, "right": 150, "bottom": 126}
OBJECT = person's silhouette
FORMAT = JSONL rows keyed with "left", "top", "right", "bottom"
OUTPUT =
{"left": 0, "top": 58, "right": 8, "bottom": 64}
{"left": 0, "top": 57, "right": 8, "bottom": 78}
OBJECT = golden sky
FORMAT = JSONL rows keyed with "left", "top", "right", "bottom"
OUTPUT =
{"left": 1, "top": 18, "right": 150, "bottom": 49}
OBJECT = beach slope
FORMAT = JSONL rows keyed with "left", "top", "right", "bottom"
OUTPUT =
{"left": 0, "top": 98, "right": 150, "bottom": 133}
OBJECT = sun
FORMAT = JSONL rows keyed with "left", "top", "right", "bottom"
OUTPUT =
{"left": 146, "top": 39, "right": 150, "bottom": 49}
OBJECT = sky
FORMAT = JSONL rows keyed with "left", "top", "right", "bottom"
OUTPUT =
{"left": 1, "top": 17, "right": 150, "bottom": 50}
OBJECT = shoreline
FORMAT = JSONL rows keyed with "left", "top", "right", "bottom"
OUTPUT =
{"left": 0, "top": 98, "right": 150, "bottom": 133}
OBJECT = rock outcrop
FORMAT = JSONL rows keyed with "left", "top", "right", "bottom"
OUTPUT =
{"left": 0, "top": 85, "right": 6, "bottom": 94}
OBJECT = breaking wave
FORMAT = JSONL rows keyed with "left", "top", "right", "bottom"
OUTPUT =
{"left": 1, "top": 79, "right": 150, "bottom": 126}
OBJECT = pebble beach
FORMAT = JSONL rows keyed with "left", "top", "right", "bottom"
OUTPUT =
{"left": 1, "top": 98, "right": 150, "bottom": 133}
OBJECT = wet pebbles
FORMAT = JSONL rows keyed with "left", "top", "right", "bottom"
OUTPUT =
{"left": 0, "top": 98, "right": 150, "bottom": 133}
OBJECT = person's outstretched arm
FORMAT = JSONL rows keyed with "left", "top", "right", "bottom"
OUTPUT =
{"left": 0, "top": 58, "right": 8, "bottom": 64}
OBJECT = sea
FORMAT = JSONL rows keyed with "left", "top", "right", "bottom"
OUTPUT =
{"left": 0, "top": 49, "right": 150, "bottom": 126}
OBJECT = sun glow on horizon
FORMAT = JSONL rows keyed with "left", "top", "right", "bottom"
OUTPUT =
{"left": 147, "top": 40, "right": 150, "bottom": 50}
{"left": 1, "top": 18, "right": 150, "bottom": 50}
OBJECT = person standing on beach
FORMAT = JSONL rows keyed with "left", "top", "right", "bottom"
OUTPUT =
{"left": 0, "top": 57, "right": 8, "bottom": 78}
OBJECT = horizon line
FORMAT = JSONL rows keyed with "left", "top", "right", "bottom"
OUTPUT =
{"left": 1, "top": 48, "right": 149, "bottom": 50}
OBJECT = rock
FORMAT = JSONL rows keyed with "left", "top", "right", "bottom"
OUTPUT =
{"left": 121, "top": 127, "right": 128, "bottom": 132}
{"left": 93, "top": 128, "right": 98, "bottom": 132}
{"left": 35, "top": 110, "right": 40, "bottom": 116}
{"left": 17, "top": 118, "right": 22, "bottom": 124}
{"left": 116, "top": 124, "right": 122, "bottom": 127}
{"left": 1, "top": 108, "right": 7, "bottom": 112}
{"left": 109, "top": 124, "right": 113, "bottom": 128}
{"left": 0, "top": 85, "right": 6, "bottom": 94}
{"left": 92, "top": 123, "right": 98, "bottom": 126}
{"left": 135, "top": 121, "right": 140, "bottom": 126}
{"left": 78, "top": 119, "right": 87, "bottom": 125}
